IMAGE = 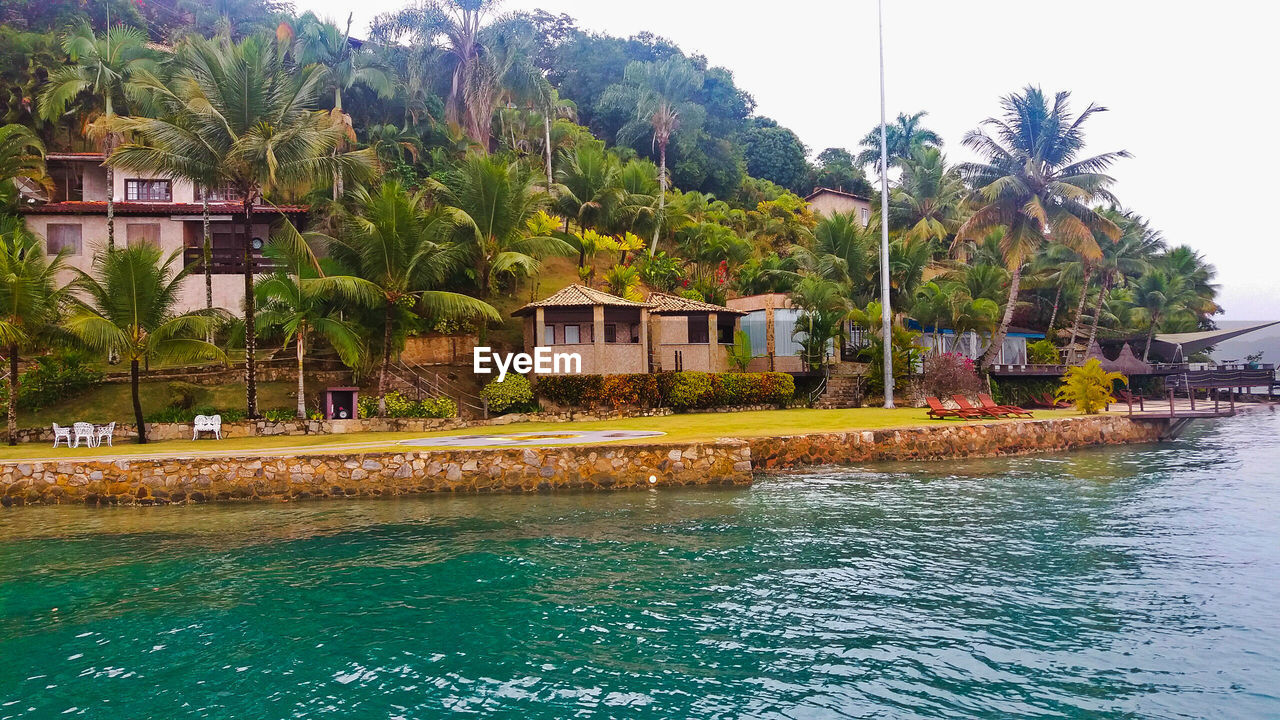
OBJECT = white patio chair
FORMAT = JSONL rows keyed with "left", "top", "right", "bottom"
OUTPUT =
{"left": 72, "top": 422, "right": 95, "bottom": 448}
{"left": 51, "top": 423, "right": 72, "bottom": 448}
{"left": 95, "top": 422, "right": 116, "bottom": 448}
{"left": 192, "top": 414, "right": 222, "bottom": 440}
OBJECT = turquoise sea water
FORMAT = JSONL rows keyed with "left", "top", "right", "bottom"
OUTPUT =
{"left": 2, "top": 412, "right": 1279, "bottom": 719}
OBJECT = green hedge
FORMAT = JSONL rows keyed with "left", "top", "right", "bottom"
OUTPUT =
{"left": 536, "top": 371, "right": 794, "bottom": 410}
{"left": 357, "top": 392, "right": 458, "bottom": 418}
{"left": 479, "top": 374, "right": 535, "bottom": 413}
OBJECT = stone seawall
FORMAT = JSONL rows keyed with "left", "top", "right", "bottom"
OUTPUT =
{"left": 748, "top": 415, "right": 1166, "bottom": 469}
{"left": 0, "top": 440, "right": 752, "bottom": 506}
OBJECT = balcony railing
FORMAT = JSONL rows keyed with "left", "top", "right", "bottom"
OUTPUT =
{"left": 183, "top": 246, "right": 283, "bottom": 275}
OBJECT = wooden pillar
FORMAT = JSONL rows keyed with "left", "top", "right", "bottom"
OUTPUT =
{"left": 1189, "top": 386, "right": 1196, "bottom": 411}
{"left": 593, "top": 305, "right": 604, "bottom": 360}
{"left": 1168, "top": 388, "right": 1175, "bottom": 418}
{"left": 534, "top": 307, "right": 546, "bottom": 351}
{"left": 640, "top": 309, "right": 650, "bottom": 373}
{"left": 765, "top": 298, "right": 776, "bottom": 372}
{"left": 708, "top": 312, "right": 717, "bottom": 370}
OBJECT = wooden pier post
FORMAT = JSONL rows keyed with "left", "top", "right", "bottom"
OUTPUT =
{"left": 1168, "top": 389, "right": 1175, "bottom": 418}
{"left": 1189, "top": 386, "right": 1196, "bottom": 412}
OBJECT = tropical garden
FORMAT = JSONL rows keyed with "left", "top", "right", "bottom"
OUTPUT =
{"left": 0, "top": 0, "right": 1222, "bottom": 442}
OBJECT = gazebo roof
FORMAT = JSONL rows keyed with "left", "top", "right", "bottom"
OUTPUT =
{"left": 646, "top": 292, "right": 746, "bottom": 315}
{"left": 512, "top": 284, "right": 654, "bottom": 316}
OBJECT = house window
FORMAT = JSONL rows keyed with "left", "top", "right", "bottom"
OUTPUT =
{"left": 687, "top": 316, "right": 709, "bottom": 344}
{"left": 46, "top": 223, "right": 82, "bottom": 256}
{"left": 860, "top": 207, "right": 870, "bottom": 225}
{"left": 544, "top": 325, "right": 555, "bottom": 345}
{"left": 604, "top": 324, "right": 617, "bottom": 343}
{"left": 563, "top": 324, "right": 580, "bottom": 344}
{"left": 195, "top": 184, "right": 239, "bottom": 202}
{"left": 717, "top": 323, "right": 734, "bottom": 344}
{"left": 125, "top": 179, "right": 172, "bottom": 202}
{"left": 126, "top": 223, "right": 161, "bottom": 247}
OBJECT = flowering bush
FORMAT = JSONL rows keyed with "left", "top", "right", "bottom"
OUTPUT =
{"left": 479, "top": 374, "right": 534, "bottom": 413}
{"left": 358, "top": 392, "right": 458, "bottom": 418}
{"left": 538, "top": 372, "right": 794, "bottom": 410}
{"left": 909, "top": 352, "right": 983, "bottom": 406}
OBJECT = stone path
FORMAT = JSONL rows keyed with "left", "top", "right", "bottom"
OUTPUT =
{"left": 398, "top": 430, "right": 666, "bottom": 448}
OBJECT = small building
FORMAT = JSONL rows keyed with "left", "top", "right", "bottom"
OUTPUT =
{"left": 20, "top": 152, "right": 303, "bottom": 314}
{"left": 911, "top": 324, "right": 1043, "bottom": 366}
{"left": 804, "top": 187, "right": 871, "bottom": 225}
{"left": 647, "top": 292, "right": 745, "bottom": 372}
{"left": 726, "top": 293, "right": 831, "bottom": 373}
{"left": 512, "top": 284, "right": 654, "bottom": 375}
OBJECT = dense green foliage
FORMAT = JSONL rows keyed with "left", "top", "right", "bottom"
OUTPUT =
{"left": 1056, "top": 359, "right": 1126, "bottom": 414}
{"left": 480, "top": 374, "right": 535, "bottom": 414}
{"left": 536, "top": 371, "right": 794, "bottom": 410}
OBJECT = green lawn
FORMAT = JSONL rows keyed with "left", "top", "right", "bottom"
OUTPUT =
{"left": 18, "top": 381, "right": 300, "bottom": 428}
{"left": 0, "top": 406, "right": 1082, "bottom": 461}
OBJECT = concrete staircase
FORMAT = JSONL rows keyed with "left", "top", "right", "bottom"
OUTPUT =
{"left": 814, "top": 374, "right": 865, "bottom": 409}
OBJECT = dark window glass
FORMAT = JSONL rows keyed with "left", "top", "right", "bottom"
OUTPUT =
{"left": 687, "top": 316, "right": 709, "bottom": 344}
{"left": 125, "top": 179, "right": 172, "bottom": 202}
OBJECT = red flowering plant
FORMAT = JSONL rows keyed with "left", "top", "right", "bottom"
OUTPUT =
{"left": 908, "top": 352, "right": 984, "bottom": 407}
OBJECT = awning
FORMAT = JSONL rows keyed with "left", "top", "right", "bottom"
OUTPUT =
{"left": 1149, "top": 321, "right": 1280, "bottom": 361}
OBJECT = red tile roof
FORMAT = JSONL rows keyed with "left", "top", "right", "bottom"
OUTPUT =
{"left": 513, "top": 284, "right": 655, "bottom": 316}
{"left": 646, "top": 292, "right": 745, "bottom": 315}
{"left": 20, "top": 201, "right": 308, "bottom": 216}
{"left": 804, "top": 186, "right": 871, "bottom": 202}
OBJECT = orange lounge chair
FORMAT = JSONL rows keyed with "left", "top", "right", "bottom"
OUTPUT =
{"left": 978, "top": 393, "right": 1034, "bottom": 418}
{"left": 927, "top": 396, "right": 984, "bottom": 420}
{"left": 952, "top": 394, "right": 1005, "bottom": 418}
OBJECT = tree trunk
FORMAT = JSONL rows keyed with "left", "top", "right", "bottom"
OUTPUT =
{"left": 979, "top": 263, "right": 1021, "bottom": 371}
{"left": 106, "top": 162, "right": 115, "bottom": 252}
{"left": 1084, "top": 277, "right": 1109, "bottom": 357}
{"left": 544, "top": 112, "right": 554, "bottom": 191}
{"left": 378, "top": 301, "right": 393, "bottom": 398}
{"left": 242, "top": 197, "right": 258, "bottom": 419}
{"left": 1046, "top": 279, "right": 1063, "bottom": 336}
{"left": 203, "top": 192, "right": 213, "bottom": 341}
{"left": 1066, "top": 266, "right": 1093, "bottom": 363}
{"left": 131, "top": 359, "right": 146, "bottom": 444}
{"left": 7, "top": 346, "right": 17, "bottom": 446}
{"left": 649, "top": 140, "right": 667, "bottom": 256}
{"left": 1143, "top": 320, "right": 1157, "bottom": 362}
{"left": 295, "top": 329, "right": 307, "bottom": 419}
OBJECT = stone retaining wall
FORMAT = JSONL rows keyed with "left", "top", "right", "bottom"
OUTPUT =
{"left": 0, "top": 415, "right": 1170, "bottom": 507}
{"left": 0, "top": 440, "right": 753, "bottom": 506}
{"left": 748, "top": 415, "right": 1166, "bottom": 469}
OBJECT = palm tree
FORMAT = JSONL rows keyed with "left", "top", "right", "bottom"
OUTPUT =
{"left": 809, "top": 211, "right": 878, "bottom": 304}
{"left": 0, "top": 124, "right": 48, "bottom": 200}
{"left": 0, "top": 219, "right": 67, "bottom": 445}
{"left": 331, "top": 181, "right": 501, "bottom": 395}
{"left": 1081, "top": 210, "right": 1161, "bottom": 353}
{"left": 554, "top": 142, "right": 623, "bottom": 239}
{"left": 371, "top": 0, "right": 545, "bottom": 146}
{"left": 956, "top": 86, "right": 1129, "bottom": 370}
{"left": 789, "top": 275, "right": 849, "bottom": 371}
{"left": 1157, "top": 245, "right": 1220, "bottom": 324}
{"left": 889, "top": 146, "right": 964, "bottom": 248}
{"left": 432, "top": 153, "right": 574, "bottom": 296}
{"left": 540, "top": 87, "right": 577, "bottom": 189}
{"left": 256, "top": 237, "right": 380, "bottom": 418}
{"left": 64, "top": 245, "right": 225, "bottom": 443}
{"left": 105, "top": 33, "right": 375, "bottom": 419}
{"left": 604, "top": 57, "right": 704, "bottom": 254}
{"left": 290, "top": 11, "right": 394, "bottom": 200}
{"left": 1131, "top": 269, "right": 1193, "bottom": 361}
{"left": 38, "top": 22, "right": 159, "bottom": 251}
{"left": 857, "top": 110, "right": 942, "bottom": 172}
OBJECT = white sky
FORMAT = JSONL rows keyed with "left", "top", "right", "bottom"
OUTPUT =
{"left": 311, "top": 0, "right": 1280, "bottom": 321}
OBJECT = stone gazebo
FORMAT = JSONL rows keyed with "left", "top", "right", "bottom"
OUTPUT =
{"left": 512, "top": 284, "right": 654, "bottom": 375}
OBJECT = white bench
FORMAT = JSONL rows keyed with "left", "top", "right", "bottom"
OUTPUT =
{"left": 51, "top": 423, "right": 72, "bottom": 448}
{"left": 192, "top": 414, "right": 222, "bottom": 440}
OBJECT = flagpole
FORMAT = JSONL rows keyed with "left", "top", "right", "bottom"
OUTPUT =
{"left": 877, "top": 0, "right": 895, "bottom": 408}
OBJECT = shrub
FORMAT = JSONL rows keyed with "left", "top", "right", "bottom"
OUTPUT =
{"left": 480, "top": 374, "right": 534, "bottom": 414}
{"left": 909, "top": 352, "right": 983, "bottom": 405}
{"left": 262, "top": 408, "right": 295, "bottom": 422}
{"left": 668, "top": 371, "right": 715, "bottom": 409}
{"left": 1056, "top": 359, "right": 1126, "bottom": 414}
{"left": 366, "top": 391, "right": 459, "bottom": 418}
{"left": 758, "top": 372, "right": 795, "bottom": 403}
{"left": 1027, "top": 340, "right": 1060, "bottom": 365}
{"left": 144, "top": 405, "right": 246, "bottom": 423}
{"left": 6, "top": 353, "right": 103, "bottom": 411}
{"left": 166, "top": 381, "right": 210, "bottom": 410}
{"left": 536, "top": 374, "right": 604, "bottom": 407}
